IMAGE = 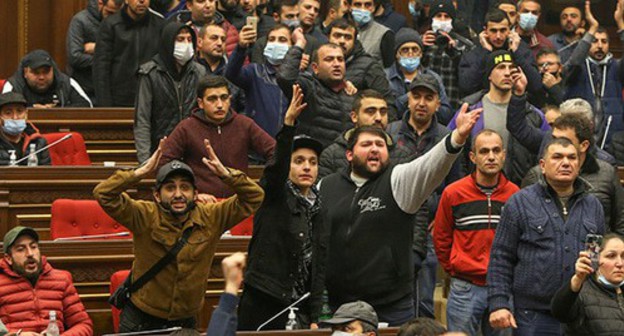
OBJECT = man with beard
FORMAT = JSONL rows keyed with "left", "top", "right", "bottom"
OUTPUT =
{"left": 320, "top": 100, "right": 482, "bottom": 325}
{"left": 0, "top": 226, "right": 93, "bottom": 335}
{"left": 548, "top": 5, "right": 585, "bottom": 64}
{"left": 237, "top": 0, "right": 275, "bottom": 37}
{"left": 66, "top": 0, "right": 123, "bottom": 101}
{"left": 565, "top": 1, "right": 624, "bottom": 147}
{"left": 217, "top": 0, "right": 245, "bottom": 29}
{"left": 94, "top": 138, "right": 264, "bottom": 332}
{"left": 3, "top": 50, "right": 92, "bottom": 108}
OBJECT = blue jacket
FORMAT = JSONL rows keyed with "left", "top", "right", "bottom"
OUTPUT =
{"left": 385, "top": 64, "right": 453, "bottom": 124}
{"left": 225, "top": 45, "right": 289, "bottom": 137}
{"left": 487, "top": 179, "right": 605, "bottom": 313}
{"left": 206, "top": 293, "right": 238, "bottom": 336}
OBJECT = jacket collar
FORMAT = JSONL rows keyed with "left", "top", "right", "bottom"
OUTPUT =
{"left": 191, "top": 108, "right": 236, "bottom": 127}
{"left": 537, "top": 174, "right": 590, "bottom": 200}
{"left": 0, "top": 256, "right": 52, "bottom": 280}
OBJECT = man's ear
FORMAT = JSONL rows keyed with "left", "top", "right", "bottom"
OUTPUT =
{"left": 469, "top": 150, "right": 476, "bottom": 165}
{"left": 539, "top": 158, "right": 546, "bottom": 174}
{"left": 346, "top": 149, "right": 353, "bottom": 162}
{"left": 349, "top": 111, "right": 358, "bottom": 124}
{"left": 3, "top": 254, "right": 12, "bottom": 266}
{"left": 153, "top": 190, "right": 161, "bottom": 203}
{"left": 579, "top": 139, "right": 590, "bottom": 154}
{"left": 197, "top": 97, "right": 204, "bottom": 110}
{"left": 273, "top": 12, "right": 280, "bottom": 23}
{"left": 193, "top": 189, "right": 199, "bottom": 201}
{"left": 311, "top": 62, "right": 319, "bottom": 75}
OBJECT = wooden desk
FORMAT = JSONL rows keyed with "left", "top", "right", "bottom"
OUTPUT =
{"left": 237, "top": 328, "right": 400, "bottom": 335}
{"left": 28, "top": 108, "right": 137, "bottom": 166}
{"left": 0, "top": 166, "right": 265, "bottom": 239}
{"left": 36, "top": 237, "right": 250, "bottom": 335}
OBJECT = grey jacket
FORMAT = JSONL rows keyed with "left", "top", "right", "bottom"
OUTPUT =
{"left": 66, "top": 0, "right": 101, "bottom": 97}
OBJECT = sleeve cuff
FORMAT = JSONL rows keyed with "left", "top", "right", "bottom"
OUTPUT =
{"left": 445, "top": 135, "right": 463, "bottom": 154}
{"left": 489, "top": 295, "right": 511, "bottom": 312}
{"left": 218, "top": 292, "right": 240, "bottom": 313}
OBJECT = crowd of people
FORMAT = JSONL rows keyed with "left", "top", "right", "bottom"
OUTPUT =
{"left": 1, "top": 0, "right": 624, "bottom": 335}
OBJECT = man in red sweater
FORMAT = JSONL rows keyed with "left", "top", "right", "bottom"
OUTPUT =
{"left": 0, "top": 226, "right": 93, "bottom": 336}
{"left": 160, "top": 75, "right": 275, "bottom": 200}
{"left": 433, "top": 129, "right": 518, "bottom": 336}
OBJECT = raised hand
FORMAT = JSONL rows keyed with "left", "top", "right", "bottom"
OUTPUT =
{"left": 292, "top": 27, "right": 307, "bottom": 49}
{"left": 571, "top": 251, "right": 593, "bottom": 292}
{"left": 135, "top": 137, "right": 165, "bottom": 178}
{"left": 202, "top": 139, "right": 230, "bottom": 178}
{"left": 344, "top": 80, "right": 358, "bottom": 96}
{"left": 284, "top": 84, "right": 308, "bottom": 126}
{"left": 238, "top": 25, "right": 257, "bottom": 48}
{"left": 508, "top": 30, "right": 520, "bottom": 52}
{"left": 479, "top": 31, "right": 493, "bottom": 51}
{"left": 197, "top": 193, "right": 218, "bottom": 204}
{"left": 585, "top": 1, "right": 599, "bottom": 34}
{"left": 451, "top": 103, "right": 483, "bottom": 145}
{"left": 615, "top": 0, "right": 624, "bottom": 30}
{"left": 222, "top": 252, "right": 246, "bottom": 294}
{"left": 299, "top": 53, "right": 310, "bottom": 71}
{"left": 511, "top": 66, "right": 528, "bottom": 95}
{"left": 423, "top": 30, "right": 436, "bottom": 47}
{"left": 542, "top": 72, "right": 560, "bottom": 89}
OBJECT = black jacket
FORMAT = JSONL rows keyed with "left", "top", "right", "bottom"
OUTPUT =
{"left": 522, "top": 154, "right": 624, "bottom": 236}
{"left": 345, "top": 41, "right": 397, "bottom": 120}
{"left": 93, "top": 5, "right": 164, "bottom": 106}
{"left": 551, "top": 275, "right": 624, "bottom": 335}
{"left": 5, "top": 52, "right": 92, "bottom": 108}
{"left": 607, "top": 131, "right": 624, "bottom": 166}
{"left": 244, "top": 125, "right": 328, "bottom": 321}
{"left": 65, "top": 0, "right": 101, "bottom": 97}
{"left": 277, "top": 46, "right": 354, "bottom": 148}
{"left": 134, "top": 21, "right": 206, "bottom": 163}
{"left": 0, "top": 122, "right": 51, "bottom": 166}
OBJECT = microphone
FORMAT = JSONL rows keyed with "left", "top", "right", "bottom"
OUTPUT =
{"left": 257, "top": 292, "right": 311, "bottom": 331}
{"left": 102, "top": 326, "right": 181, "bottom": 336}
{"left": 600, "top": 115, "right": 612, "bottom": 150}
{"left": 54, "top": 231, "right": 130, "bottom": 241}
{"left": 13, "top": 133, "right": 73, "bottom": 166}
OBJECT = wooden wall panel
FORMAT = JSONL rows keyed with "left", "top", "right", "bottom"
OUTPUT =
{"left": 0, "top": 1, "right": 20, "bottom": 79}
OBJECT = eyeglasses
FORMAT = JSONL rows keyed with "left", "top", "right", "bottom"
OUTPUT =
{"left": 398, "top": 46, "right": 421, "bottom": 57}
{"left": 204, "top": 94, "right": 230, "bottom": 103}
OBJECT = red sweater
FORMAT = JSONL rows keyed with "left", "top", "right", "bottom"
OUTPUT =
{"left": 0, "top": 257, "right": 93, "bottom": 335}
{"left": 433, "top": 174, "right": 519, "bottom": 286}
{"left": 160, "top": 110, "right": 275, "bottom": 198}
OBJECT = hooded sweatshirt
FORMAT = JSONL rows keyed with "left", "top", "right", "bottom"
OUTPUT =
{"left": 66, "top": 0, "right": 102, "bottom": 97}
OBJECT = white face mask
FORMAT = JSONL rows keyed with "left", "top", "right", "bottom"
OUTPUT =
{"left": 173, "top": 42, "right": 194, "bottom": 65}
{"left": 332, "top": 331, "right": 355, "bottom": 336}
{"left": 431, "top": 18, "right": 453, "bottom": 33}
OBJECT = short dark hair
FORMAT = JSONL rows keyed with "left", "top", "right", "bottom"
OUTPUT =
{"left": 107, "top": 0, "right": 124, "bottom": 6}
{"left": 494, "top": 0, "right": 516, "bottom": 7}
{"left": 196, "top": 75, "right": 230, "bottom": 98}
{"left": 322, "top": 0, "right": 343, "bottom": 20}
{"left": 360, "top": 321, "right": 378, "bottom": 335}
{"left": 346, "top": 126, "right": 390, "bottom": 151}
{"left": 595, "top": 26, "right": 610, "bottom": 41}
{"left": 311, "top": 43, "right": 343, "bottom": 64}
{"left": 471, "top": 128, "right": 503, "bottom": 152}
{"left": 397, "top": 317, "right": 447, "bottom": 336}
{"left": 541, "top": 137, "right": 577, "bottom": 159}
{"left": 276, "top": 0, "right": 299, "bottom": 14}
{"left": 267, "top": 23, "right": 292, "bottom": 36}
{"left": 552, "top": 113, "right": 594, "bottom": 147}
{"left": 536, "top": 47, "right": 560, "bottom": 60}
{"left": 484, "top": 8, "right": 511, "bottom": 26}
{"left": 198, "top": 23, "right": 225, "bottom": 38}
{"left": 328, "top": 18, "right": 358, "bottom": 39}
{"left": 352, "top": 89, "right": 385, "bottom": 112}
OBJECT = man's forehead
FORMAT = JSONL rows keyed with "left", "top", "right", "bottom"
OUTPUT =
{"left": 547, "top": 144, "right": 577, "bottom": 155}
{"left": 331, "top": 27, "right": 355, "bottom": 36}
{"left": 292, "top": 147, "right": 318, "bottom": 158}
{"left": 360, "top": 97, "right": 387, "bottom": 109}
{"left": 204, "top": 86, "right": 229, "bottom": 95}
{"left": 319, "top": 46, "right": 343, "bottom": 58}
{"left": 205, "top": 26, "right": 226, "bottom": 36}
{"left": 561, "top": 7, "right": 581, "bottom": 16}
{"left": 269, "top": 28, "right": 290, "bottom": 39}
{"left": 487, "top": 21, "right": 509, "bottom": 29}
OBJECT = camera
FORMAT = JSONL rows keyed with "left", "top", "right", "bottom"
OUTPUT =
{"left": 434, "top": 32, "right": 449, "bottom": 47}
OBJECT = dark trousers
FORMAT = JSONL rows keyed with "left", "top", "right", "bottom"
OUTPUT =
{"left": 238, "top": 284, "right": 311, "bottom": 331}
{"left": 374, "top": 294, "right": 415, "bottom": 327}
{"left": 119, "top": 301, "right": 196, "bottom": 333}
{"left": 513, "top": 309, "right": 563, "bottom": 336}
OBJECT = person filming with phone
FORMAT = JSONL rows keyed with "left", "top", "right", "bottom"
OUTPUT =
{"left": 551, "top": 233, "right": 624, "bottom": 335}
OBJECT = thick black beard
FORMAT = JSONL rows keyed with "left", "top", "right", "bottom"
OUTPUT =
{"left": 351, "top": 155, "right": 388, "bottom": 179}
{"left": 13, "top": 258, "right": 42, "bottom": 285}
{"left": 160, "top": 199, "right": 196, "bottom": 218}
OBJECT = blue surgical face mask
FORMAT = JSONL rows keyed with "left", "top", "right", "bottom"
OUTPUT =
{"left": 598, "top": 273, "right": 624, "bottom": 289}
{"left": 283, "top": 18, "right": 300, "bottom": 28}
{"left": 518, "top": 12, "right": 538, "bottom": 31}
{"left": 399, "top": 56, "right": 421, "bottom": 72}
{"left": 351, "top": 8, "right": 372, "bottom": 26}
{"left": 2, "top": 119, "right": 26, "bottom": 136}
{"left": 408, "top": 3, "right": 418, "bottom": 17}
{"left": 263, "top": 42, "right": 290, "bottom": 65}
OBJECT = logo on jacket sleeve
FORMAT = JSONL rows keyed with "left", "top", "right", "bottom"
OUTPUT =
{"left": 358, "top": 197, "right": 386, "bottom": 213}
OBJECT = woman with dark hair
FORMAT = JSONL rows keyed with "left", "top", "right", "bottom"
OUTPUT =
{"left": 551, "top": 233, "right": 624, "bottom": 335}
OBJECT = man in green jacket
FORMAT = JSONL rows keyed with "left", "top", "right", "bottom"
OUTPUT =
{"left": 93, "top": 138, "right": 264, "bottom": 332}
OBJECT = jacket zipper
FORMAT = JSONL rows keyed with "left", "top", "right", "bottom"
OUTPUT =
{"left": 164, "top": 72, "right": 183, "bottom": 120}
{"left": 347, "top": 187, "right": 360, "bottom": 240}
{"left": 218, "top": 125, "right": 221, "bottom": 134}
{"left": 487, "top": 193, "right": 492, "bottom": 229}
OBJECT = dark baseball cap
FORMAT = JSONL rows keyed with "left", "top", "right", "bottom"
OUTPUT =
{"left": 320, "top": 301, "right": 379, "bottom": 329}
{"left": 0, "top": 92, "right": 27, "bottom": 109}
{"left": 409, "top": 73, "right": 440, "bottom": 94}
{"left": 155, "top": 160, "right": 196, "bottom": 189}
{"left": 4, "top": 226, "right": 39, "bottom": 254}
{"left": 293, "top": 134, "right": 324, "bottom": 157}
{"left": 22, "top": 49, "right": 54, "bottom": 70}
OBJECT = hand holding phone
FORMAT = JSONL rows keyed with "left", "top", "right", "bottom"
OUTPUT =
{"left": 585, "top": 234, "right": 603, "bottom": 271}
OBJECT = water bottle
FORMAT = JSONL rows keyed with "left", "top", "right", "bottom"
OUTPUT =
{"left": 319, "top": 290, "right": 332, "bottom": 321}
{"left": 27, "top": 144, "right": 38, "bottom": 166}
{"left": 285, "top": 307, "right": 298, "bottom": 330}
{"left": 8, "top": 150, "right": 17, "bottom": 166}
{"left": 46, "top": 310, "right": 60, "bottom": 336}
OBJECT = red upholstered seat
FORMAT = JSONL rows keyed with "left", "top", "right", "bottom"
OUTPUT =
{"left": 110, "top": 270, "right": 131, "bottom": 332}
{"left": 214, "top": 198, "right": 253, "bottom": 235}
{"left": 0, "top": 79, "right": 5, "bottom": 91}
{"left": 42, "top": 132, "right": 91, "bottom": 165}
{"left": 50, "top": 199, "right": 131, "bottom": 240}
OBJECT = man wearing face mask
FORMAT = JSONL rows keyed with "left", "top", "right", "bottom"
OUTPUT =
{"left": 515, "top": 0, "right": 553, "bottom": 58}
{"left": 134, "top": 22, "right": 206, "bottom": 164}
{"left": 421, "top": 0, "right": 475, "bottom": 112}
{"left": 0, "top": 92, "right": 51, "bottom": 166}
{"left": 328, "top": 19, "right": 397, "bottom": 120}
{"left": 386, "top": 28, "right": 453, "bottom": 123}
{"left": 225, "top": 24, "right": 292, "bottom": 137}
{"left": 350, "top": 0, "right": 395, "bottom": 68}
{"left": 94, "top": 139, "right": 264, "bottom": 332}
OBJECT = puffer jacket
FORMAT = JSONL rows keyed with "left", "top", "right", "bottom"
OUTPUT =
{"left": 0, "top": 257, "right": 93, "bottom": 335}
{"left": 93, "top": 5, "right": 164, "bottom": 106}
{"left": 277, "top": 46, "right": 355, "bottom": 148}
{"left": 134, "top": 21, "right": 206, "bottom": 163}
{"left": 66, "top": 0, "right": 101, "bottom": 97}
{"left": 608, "top": 130, "right": 624, "bottom": 165}
{"left": 0, "top": 122, "right": 51, "bottom": 166}
{"left": 552, "top": 275, "right": 624, "bottom": 336}
{"left": 4, "top": 51, "right": 92, "bottom": 108}
{"left": 522, "top": 154, "right": 624, "bottom": 236}
{"left": 345, "top": 41, "right": 397, "bottom": 120}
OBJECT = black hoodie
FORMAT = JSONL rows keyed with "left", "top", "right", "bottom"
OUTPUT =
{"left": 66, "top": 0, "right": 102, "bottom": 96}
